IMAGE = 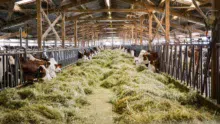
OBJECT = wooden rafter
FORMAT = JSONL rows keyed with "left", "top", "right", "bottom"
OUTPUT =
{"left": 41, "top": 9, "right": 61, "bottom": 41}
{"left": 42, "top": 15, "right": 61, "bottom": 39}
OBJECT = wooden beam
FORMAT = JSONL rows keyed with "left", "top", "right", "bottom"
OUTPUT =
{"left": 122, "top": 0, "right": 205, "bottom": 26}
{"left": 37, "top": 0, "right": 42, "bottom": 49}
{"left": 1, "top": 0, "right": 97, "bottom": 31}
{"left": 132, "top": 26, "right": 134, "bottom": 44}
{"left": 0, "top": 31, "right": 27, "bottom": 39}
{"left": 41, "top": 9, "right": 61, "bottom": 41}
{"left": 65, "top": 9, "right": 149, "bottom": 13}
{"left": 62, "top": 12, "right": 65, "bottom": 48}
{"left": 76, "top": 17, "right": 137, "bottom": 21}
{"left": 140, "top": 16, "right": 144, "bottom": 45}
{"left": 42, "top": 15, "right": 61, "bottom": 39}
{"left": 192, "top": 0, "right": 207, "bottom": 20}
{"left": 74, "top": 20, "right": 77, "bottom": 47}
{"left": 0, "top": 0, "right": 12, "bottom": 4}
{"left": 165, "top": 0, "right": 170, "bottom": 42}
{"left": 149, "top": 13, "right": 153, "bottom": 50}
{"left": 152, "top": 13, "right": 166, "bottom": 33}
{"left": 211, "top": 0, "right": 220, "bottom": 100}
{"left": 135, "top": 22, "right": 137, "bottom": 44}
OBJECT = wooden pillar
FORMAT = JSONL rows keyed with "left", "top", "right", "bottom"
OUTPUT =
{"left": 61, "top": 12, "right": 65, "bottom": 48}
{"left": 132, "top": 26, "right": 134, "bottom": 44}
{"left": 74, "top": 20, "right": 77, "bottom": 47}
{"left": 211, "top": 0, "right": 220, "bottom": 99}
{"left": 93, "top": 32, "right": 95, "bottom": 46}
{"left": 140, "top": 16, "right": 144, "bottom": 45}
{"left": 165, "top": 0, "right": 170, "bottom": 42}
{"left": 135, "top": 23, "right": 137, "bottom": 44}
{"left": 149, "top": 13, "right": 153, "bottom": 50}
{"left": 36, "top": 0, "right": 42, "bottom": 49}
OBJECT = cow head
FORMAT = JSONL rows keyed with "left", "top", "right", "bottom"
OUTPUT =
{"left": 39, "top": 65, "right": 52, "bottom": 81}
{"left": 55, "top": 64, "right": 62, "bottom": 72}
{"left": 38, "top": 66, "right": 47, "bottom": 78}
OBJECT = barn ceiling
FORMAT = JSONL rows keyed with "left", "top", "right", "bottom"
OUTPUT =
{"left": 0, "top": 0, "right": 212, "bottom": 41}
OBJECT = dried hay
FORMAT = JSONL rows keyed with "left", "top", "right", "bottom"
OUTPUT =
{"left": 0, "top": 49, "right": 219, "bottom": 124}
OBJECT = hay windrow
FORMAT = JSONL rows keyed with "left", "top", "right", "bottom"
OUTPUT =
{"left": 0, "top": 49, "right": 219, "bottom": 124}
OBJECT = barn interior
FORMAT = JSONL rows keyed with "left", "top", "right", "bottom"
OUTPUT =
{"left": 0, "top": 0, "right": 220, "bottom": 124}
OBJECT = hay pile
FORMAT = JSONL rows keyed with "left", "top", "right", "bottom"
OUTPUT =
{"left": 92, "top": 50, "right": 219, "bottom": 124}
{"left": 0, "top": 49, "right": 218, "bottom": 124}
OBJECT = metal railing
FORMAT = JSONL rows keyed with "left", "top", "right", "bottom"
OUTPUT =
{"left": 122, "top": 43, "right": 220, "bottom": 104}
{"left": 152, "top": 43, "right": 216, "bottom": 101}
{"left": 0, "top": 47, "right": 96, "bottom": 90}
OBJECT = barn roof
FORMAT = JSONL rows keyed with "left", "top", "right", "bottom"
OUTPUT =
{"left": 0, "top": 0, "right": 212, "bottom": 41}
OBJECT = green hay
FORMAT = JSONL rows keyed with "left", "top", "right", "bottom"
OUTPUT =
{"left": 75, "top": 97, "right": 90, "bottom": 106}
{"left": 32, "top": 105, "right": 64, "bottom": 120}
{"left": 17, "top": 89, "right": 37, "bottom": 99}
{"left": 136, "top": 65, "right": 147, "bottom": 72}
{"left": 1, "top": 111, "right": 26, "bottom": 124}
{"left": 84, "top": 87, "right": 93, "bottom": 95}
{"left": 0, "top": 49, "right": 219, "bottom": 124}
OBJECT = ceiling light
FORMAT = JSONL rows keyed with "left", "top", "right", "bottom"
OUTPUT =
{"left": 108, "top": 11, "right": 111, "bottom": 15}
{"left": 173, "top": 16, "right": 178, "bottom": 20}
{"left": 16, "top": 0, "right": 33, "bottom": 5}
{"left": 105, "top": 0, "right": 110, "bottom": 7}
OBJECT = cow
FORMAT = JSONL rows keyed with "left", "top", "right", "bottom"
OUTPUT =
{"left": 48, "top": 58, "right": 62, "bottom": 78}
{"left": 21, "top": 60, "right": 49, "bottom": 82}
{"left": 20, "top": 57, "right": 52, "bottom": 82}
{"left": 135, "top": 50, "right": 150, "bottom": 66}
{"left": 78, "top": 50, "right": 84, "bottom": 59}
{"left": 143, "top": 51, "right": 160, "bottom": 72}
{"left": 84, "top": 49, "right": 92, "bottom": 60}
{"left": 27, "top": 54, "right": 62, "bottom": 78}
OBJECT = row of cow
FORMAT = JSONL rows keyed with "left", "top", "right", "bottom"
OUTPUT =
{"left": 78, "top": 46, "right": 104, "bottom": 60}
{"left": 0, "top": 46, "right": 104, "bottom": 88}
{"left": 0, "top": 53, "right": 62, "bottom": 85}
{"left": 119, "top": 46, "right": 160, "bottom": 72}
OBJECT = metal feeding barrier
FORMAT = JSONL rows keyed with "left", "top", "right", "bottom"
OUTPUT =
{"left": 152, "top": 43, "right": 220, "bottom": 104}
{"left": 0, "top": 47, "right": 95, "bottom": 90}
{"left": 122, "top": 43, "right": 220, "bottom": 104}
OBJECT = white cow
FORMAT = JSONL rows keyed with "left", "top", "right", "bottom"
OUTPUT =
{"left": 40, "top": 65, "right": 52, "bottom": 81}
{"left": 131, "top": 50, "right": 135, "bottom": 57}
{"left": 135, "top": 50, "right": 150, "bottom": 65}
{"left": 48, "top": 58, "right": 62, "bottom": 78}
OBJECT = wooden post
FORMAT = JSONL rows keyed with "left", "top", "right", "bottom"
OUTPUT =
{"left": 140, "top": 16, "right": 144, "bottom": 45}
{"left": 165, "top": 0, "right": 170, "bottom": 73}
{"left": 165, "top": 0, "right": 170, "bottom": 42}
{"left": 74, "top": 20, "right": 77, "bottom": 47}
{"left": 149, "top": 13, "right": 153, "bottom": 51}
{"left": 36, "top": 0, "right": 42, "bottom": 49}
{"left": 93, "top": 32, "right": 95, "bottom": 46}
{"left": 61, "top": 12, "right": 65, "bottom": 48}
{"left": 135, "top": 22, "right": 137, "bottom": 44}
{"left": 19, "top": 28, "right": 22, "bottom": 47}
{"left": 211, "top": 0, "right": 220, "bottom": 99}
{"left": 132, "top": 26, "right": 134, "bottom": 44}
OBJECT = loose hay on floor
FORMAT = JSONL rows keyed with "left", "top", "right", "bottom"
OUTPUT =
{"left": 0, "top": 49, "right": 219, "bottom": 124}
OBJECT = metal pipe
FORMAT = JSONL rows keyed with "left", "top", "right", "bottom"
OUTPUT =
{"left": 19, "top": 28, "right": 22, "bottom": 47}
